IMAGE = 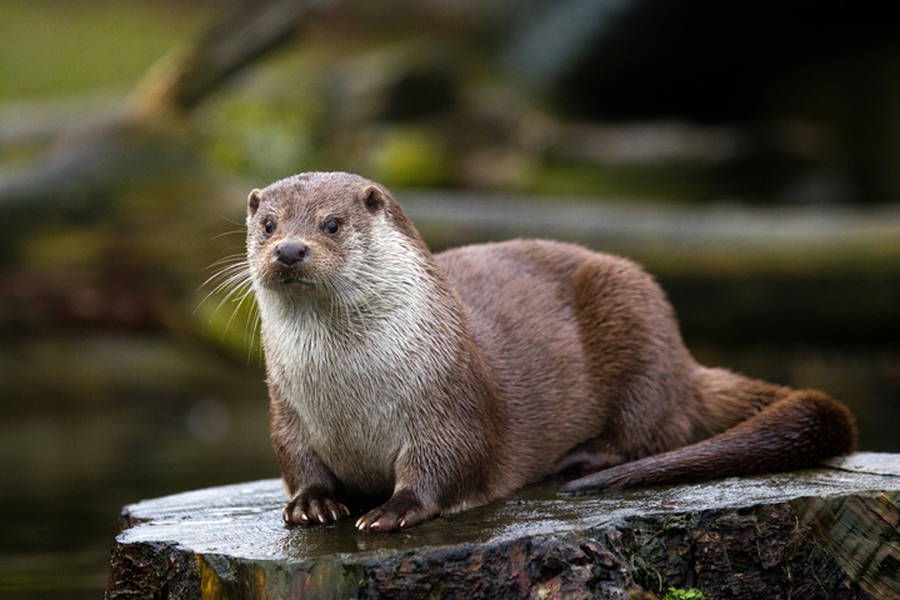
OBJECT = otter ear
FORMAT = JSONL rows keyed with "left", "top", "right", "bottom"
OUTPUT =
{"left": 248, "top": 189, "right": 262, "bottom": 216}
{"left": 362, "top": 185, "right": 386, "bottom": 212}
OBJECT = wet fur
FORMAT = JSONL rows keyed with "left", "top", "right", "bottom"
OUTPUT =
{"left": 244, "top": 172, "right": 857, "bottom": 532}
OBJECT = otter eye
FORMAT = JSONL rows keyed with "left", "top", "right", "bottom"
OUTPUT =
{"left": 263, "top": 218, "right": 276, "bottom": 236}
{"left": 323, "top": 219, "right": 340, "bottom": 235}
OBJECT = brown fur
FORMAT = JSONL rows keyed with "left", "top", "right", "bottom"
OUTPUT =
{"left": 244, "top": 172, "right": 856, "bottom": 533}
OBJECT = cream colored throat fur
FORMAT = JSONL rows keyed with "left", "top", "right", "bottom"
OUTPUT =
{"left": 254, "top": 225, "right": 461, "bottom": 497}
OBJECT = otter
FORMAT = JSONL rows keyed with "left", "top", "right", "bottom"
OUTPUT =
{"left": 244, "top": 171, "right": 856, "bottom": 533}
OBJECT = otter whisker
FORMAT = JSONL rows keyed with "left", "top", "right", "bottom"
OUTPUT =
{"left": 210, "top": 227, "right": 246, "bottom": 241}
{"left": 203, "top": 268, "right": 253, "bottom": 315}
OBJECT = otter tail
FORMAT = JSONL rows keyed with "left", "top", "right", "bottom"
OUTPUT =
{"left": 560, "top": 385, "right": 857, "bottom": 495}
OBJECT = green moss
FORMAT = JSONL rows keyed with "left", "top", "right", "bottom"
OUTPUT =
{"left": 367, "top": 126, "right": 452, "bottom": 189}
{"left": 523, "top": 161, "right": 721, "bottom": 203}
{"left": 664, "top": 588, "right": 704, "bottom": 600}
{"left": 203, "top": 100, "right": 318, "bottom": 181}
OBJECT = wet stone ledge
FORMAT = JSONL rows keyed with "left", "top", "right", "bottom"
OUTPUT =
{"left": 105, "top": 453, "right": 900, "bottom": 599}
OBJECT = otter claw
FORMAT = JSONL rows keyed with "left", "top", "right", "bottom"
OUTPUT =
{"left": 355, "top": 489, "right": 436, "bottom": 533}
{"left": 283, "top": 488, "right": 349, "bottom": 526}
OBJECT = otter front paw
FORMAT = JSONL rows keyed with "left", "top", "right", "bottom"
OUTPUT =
{"left": 283, "top": 486, "right": 350, "bottom": 526}
{"left": 355, "top": 489, "right": 437, "bottom": 533}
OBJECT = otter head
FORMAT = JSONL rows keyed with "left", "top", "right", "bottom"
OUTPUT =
{"left": 246, "top": 172, "right": 426, "bottom": 303}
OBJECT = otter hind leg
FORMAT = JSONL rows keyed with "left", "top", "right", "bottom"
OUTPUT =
{"left": 559, "top": 389, "right": 857, "bottom": 495}
{"left": 546, "top": 436, "right": 626, "bottom": 478}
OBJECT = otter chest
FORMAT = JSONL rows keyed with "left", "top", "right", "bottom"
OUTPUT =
{"left": 266, "top": 314, "right": 430, "bottom": 496}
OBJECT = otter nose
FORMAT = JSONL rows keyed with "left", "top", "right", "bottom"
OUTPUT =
{"left": 273, "top": 241, "right": 311, "bottom": 266}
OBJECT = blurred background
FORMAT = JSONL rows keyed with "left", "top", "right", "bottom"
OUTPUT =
{"left": 1, "top": 0, "right": 899, "bottom": 597}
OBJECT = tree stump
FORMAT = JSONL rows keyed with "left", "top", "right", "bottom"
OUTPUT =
{"left": 105, "top": 452, "right": 900, "bottom": 599}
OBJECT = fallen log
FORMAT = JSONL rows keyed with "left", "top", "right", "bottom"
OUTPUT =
{"left": 398, "top": 193, "right": 900, "bottom": 344}
{"left": 106, "top": 452, "right": 900, "bottom": 599}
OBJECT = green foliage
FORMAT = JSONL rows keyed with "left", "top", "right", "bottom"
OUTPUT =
{"left": 664, "top": 587, "right": 704, "bottom": 600}
{"left": 0, "top": 0, "right": 209, "bottom": 99}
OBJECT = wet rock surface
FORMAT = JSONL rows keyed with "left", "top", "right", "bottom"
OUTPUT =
{"left": 106, "top": 453, "right": 900, "bottom": 599}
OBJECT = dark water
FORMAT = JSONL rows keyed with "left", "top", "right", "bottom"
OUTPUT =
{"left": 0, "top": 334, "right": 277, "bottom": 599}
{"left": 0, "top": 333, "right": 897, "bottom": 598}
